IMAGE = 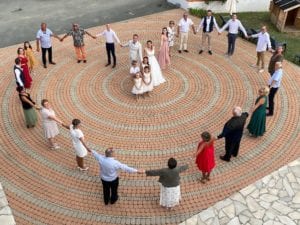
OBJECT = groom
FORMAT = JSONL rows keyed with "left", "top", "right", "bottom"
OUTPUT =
{"left": 121, "top": 34, "right": 143, "bottom": 65}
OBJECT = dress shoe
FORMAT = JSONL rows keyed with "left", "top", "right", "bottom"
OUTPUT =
{"left": 43, "top": 64, "right": 47, "bottom": 68}
{"left": 77, "top": 60, "right": 81, "bottom": 63}
{"left": 105, "top": 63, "right": 111, "bottom": 67}
{"left": 112, "top": 64, "right": 116, "bottom": 68}
{"left": 199, "top": 50, "right": 203, "bottom": 54}
{"left": 220, "top": 155, "right": 230, "bottom": 162}
{"left": 183, "top": 50, "right": 189, "bottom": 53}
{"left": 208, "top": 50, "right": 212, "bottom": 55}
{"left": 266, "top": 113, "right": 273, "bottom": 117}
{"left": 49, "top": 62, "right": 56, "bottom": 65}
{"left": 110, "top": 196, "right": 118, "bottom": 204}
{"left": 83, "top": 60, "right": 87, "bottom": 63}
{"left": 178, "top": 50, "right": 182, "bottom": 53}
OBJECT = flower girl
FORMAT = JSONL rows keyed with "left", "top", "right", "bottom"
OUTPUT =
{"left": 142, "top": 66, "right": 153, "bottom": 97}
{"left": 131, "top": 72, "right": 144, "bottom": 101}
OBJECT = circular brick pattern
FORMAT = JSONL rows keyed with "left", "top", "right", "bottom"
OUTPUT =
{"left": 0, "top": 9, "right": 300, "bottom": 225}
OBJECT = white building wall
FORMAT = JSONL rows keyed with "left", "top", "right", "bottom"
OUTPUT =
{"left": 168, "top": 0, "right": 271, "bottom": 12}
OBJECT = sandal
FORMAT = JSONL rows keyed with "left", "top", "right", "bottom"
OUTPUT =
{"left": 199, "top": 177, "right": 206, "bottom": 184}
{"left": 78, "top": 166, "right": 89, "bottom": 171}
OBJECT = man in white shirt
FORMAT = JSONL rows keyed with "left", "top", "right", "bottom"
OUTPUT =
{"left": 92, "top": 148, "right": 144, "bottom": 205}
{"left": 36, "top": 22, "right": 61, "bottom": 68}
{"left": 267, "top": 62, "right": 283, "bottom": 116}
{"left": 219, "top": 14, "right": 248, "bottom": 56}
{"left": 96, "top": 24, "right": 121, "bottom": 68}
{"left": 197, "top": 10, "right": 220, "bottom": 55}
{"left": 121, "top": 34, "right": 143, "bottom": 65}
{"left": 251, "top": 26, "right": 272, "bottom": 73}
{"left": 177, "top": 12, "right": 196, "bottom": 53}
{"left": 14, "top": 58, "right": 24, "bottom": 88}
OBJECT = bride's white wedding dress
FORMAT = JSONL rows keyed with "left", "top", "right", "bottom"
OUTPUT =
{"left": 145, "top": 47, "right": 166, "bottom": 86}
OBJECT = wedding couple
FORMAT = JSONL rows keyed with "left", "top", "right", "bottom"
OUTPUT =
{"left": 123, "top": 34, "right": 166, "bottom": 87}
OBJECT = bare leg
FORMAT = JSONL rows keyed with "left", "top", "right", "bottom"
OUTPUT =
{"left": 206, "top": 172, "right": 211, "bottom": 181}
{"left": 200, "top": 172, "right": 206, "bottom": 183}
{"left": 48, "top": 138, "right": 55, "bottom": 148}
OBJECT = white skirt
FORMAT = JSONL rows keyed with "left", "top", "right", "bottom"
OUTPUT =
{"left": 74, "top": 144, "right": 88, "bottom": 158}
{"left": 159, "top": 184, "right": 181, "bottom": 208}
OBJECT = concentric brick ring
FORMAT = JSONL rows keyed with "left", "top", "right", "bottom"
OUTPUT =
{"left": 0, "top": 9, "right": 299, "bottom": 225}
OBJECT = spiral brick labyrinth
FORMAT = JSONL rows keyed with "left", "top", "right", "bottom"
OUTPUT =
{"left": 0, "top": 9, "right": 299, "bottom": 225}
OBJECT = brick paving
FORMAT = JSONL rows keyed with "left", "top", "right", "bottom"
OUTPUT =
{"left": 0, "top": 9, "right": 299, "bottom": 225}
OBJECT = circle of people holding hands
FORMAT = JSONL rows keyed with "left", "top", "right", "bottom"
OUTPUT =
{"left": 13, "top": 10, "right": 284, "bottom": 210}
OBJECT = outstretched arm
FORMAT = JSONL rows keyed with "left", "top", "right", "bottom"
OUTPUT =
{"left": 145, "top": 168, "right": 163, "bottom": 177}
{"left": 52, "top": 33, "right": 62, "bottom": 41}
{"left": 60, "top": 34, "right": 68, "bottom": 42}
{"left": 85, "top": 31, "right": 96, "bottom": 39}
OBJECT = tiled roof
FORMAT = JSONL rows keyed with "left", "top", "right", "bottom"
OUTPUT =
{"left": 274, "top": 0, "right": 300, "bottom": 10}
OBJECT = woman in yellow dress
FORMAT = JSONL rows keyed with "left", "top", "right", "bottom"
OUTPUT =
{"left": 24, "top": 41, "right": 38, "bottom": 72}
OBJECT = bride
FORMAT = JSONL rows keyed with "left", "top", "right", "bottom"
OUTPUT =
{"left": 144, "top": 40, "right": 166, "bottom": 86}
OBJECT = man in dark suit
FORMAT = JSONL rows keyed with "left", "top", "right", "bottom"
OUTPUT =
{"left": 217, "top": 106, "right": 249, "bottom": 162}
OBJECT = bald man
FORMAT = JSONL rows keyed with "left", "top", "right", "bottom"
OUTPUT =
{"left": 217, "top": 107, "right": 249, "bottom": 162}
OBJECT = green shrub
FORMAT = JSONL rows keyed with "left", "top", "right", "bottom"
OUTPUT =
{"left": 189, "top": 8, "right": 207, "bottom": 18}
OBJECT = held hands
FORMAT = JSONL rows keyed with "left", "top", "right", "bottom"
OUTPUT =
{"left": 137, "top": 169, "right": 145, "bottom": 174}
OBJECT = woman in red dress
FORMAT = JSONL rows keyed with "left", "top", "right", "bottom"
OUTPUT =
{"left": 18, "top": 47, "right": 32, "bottom": 89}
{"left": 195, "top": 131, "right": 216, "bottom": 183}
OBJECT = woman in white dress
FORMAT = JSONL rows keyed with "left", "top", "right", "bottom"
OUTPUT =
{"left": 144, "top": 40, "right": 166, "bottom": 87}
{"left": 62, "top": 119, "right": 90, "bottom": 171}
{"left": 40, "top": 99, "right": 63, "bottom": 149}
{"left": 132, "top": 72, "right": 144, "bottom": 101}
{"left": 142, "top": 66, "right": 153, "bottom": 97}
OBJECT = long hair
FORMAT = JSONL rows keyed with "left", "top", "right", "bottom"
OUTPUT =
{"left": 146, "top": 40, "right": 153, "bottom": 50}
{"left": 162, "top": 27, "right": 169, "bottom": 37}
{"left": 24, "top": 41, "right": 32, "bottom": 50}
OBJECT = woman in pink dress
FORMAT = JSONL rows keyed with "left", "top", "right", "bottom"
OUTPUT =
{"left": 195, "top": 131, "right": 216, "bottom": 184}
{"left": 17, "top": 47, "right": 32, "bottom": 89}
{"left": 158, "top": 27, "right": 171, "bottom": 70}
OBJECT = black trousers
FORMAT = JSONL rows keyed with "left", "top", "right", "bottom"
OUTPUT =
{"left": 101, "top": 177, "right": 119, "bottom": 205}
{"left": 224, "top": 138, "right": 241, "bottom": 160}
{"left": 106, "top": 43, "right": 116, "bottom": 65}
{"left": 41, "top": 47, "right": 53, "bottom": 66}
{"left": 268, "top": 87, "right": 279, "bottom": 115}
{"left": 227, "top": 33, "right": 237, "bottom": 55}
